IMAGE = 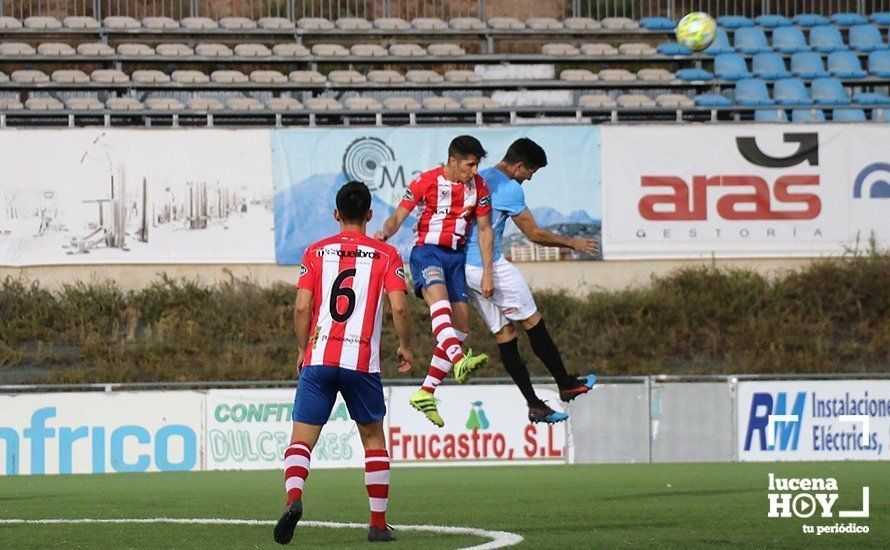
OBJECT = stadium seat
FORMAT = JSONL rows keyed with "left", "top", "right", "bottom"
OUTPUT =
{"left": 772, "top": 26, "right": 810, "bottom": 53}
{"left": 305, "top": 97, "right": 342, "bottom": 110}
{"left": 656, "top": 94, "right": 694, "bottom": 108}
{"left": 143, "top": 16, "right": 180, "bottom": 29}
{"left": 754, "top": 15, "right": 792, "bottom": 28}
{"left": 704, "top": 29, "right": 734, "bottom": 54}
{"left": 809, "top": 26, "right": 849, "bottom": 52}
{"left": 676, "top": 68, "right": 713, "bottom": 81}
{"left": 717, "top": 15, "right": 754, "bottom": 29}
{"left": 462, "top": 96, "right": 500, "bottom": 109}
{"left": 351, "top": 44, "right": 388, "bottom": 57}
{"left": 298, "top": 18, "right": 334, "bottom": 30}
{"left": 77, "top": 43, "right": 114, "bottom": 56}
{"left": 445, "top": 70, "right": 481, "bottom": 83}
{"left": 599, "top": 69, "right": 635, "bottom": 81}
{"left": 250, "top": 70, "right": 287, "bottom": 83}
{"left": 658, "top": 42, "right": 692, "bottom": 55}
{"left": 132, "top": 70, "right": 170, "bottom": 83}
{"left": 273, "top": 44, "right": 311, "bottom": 57}
{"left": 827, "top": 51, "right": 868, "bottom": 78}
{"left": 187, "top": 98, "right": 225, "bottom": 111}
{"left": 695, "top": 93, "right": 733, "bottom": 107}
{"left": 488, "top": 17, "right": 525, "bottom": 30}
{"left": 91, "top": 69, "right": 128, "bottom": 83}
{"left": 63, "top": 16, "right": 100, "bottom": 29}
{"left": 873, "top": 108, "right": 890, "bottom": 121}
{"left": 210, "top": 70, "right": 248, "bottom": 84}
{"left": 412, "top": 18, "right": 447, "bottom": 30}
{"left": 118, "top": 43, "right": 154, "bottom": 56}
{"left": 526, "top": 17, "right": 562, "bottom": 30}
{"left": 793, "top": 14, "right": 830, "bottom": 27}
{"left": 0, "top": 43, "right": 36, "bottom": 55}
{"left": 753, "top": 53, "right": 790, "bottom": 79}
{"left": 0, "top": 98, "right": 23, "bottom": 110}
{"left": 734, "top": 79, "right": 773, "bottom": 105}
{"left": 0, "top": 71, "right": 6, "bottom": 83}
{"left": 227, "top": 98, "right": 264, "bottom": 111}
{"left": 811, "top": 77, "right": 852, "bottom": 105}
{"left": 390, "top": 43, "right": 426, "bottom": 57}
{"left": 560, "top": 69, "right": 598, "bottom": 82}
{"left": 234, "top": 44, "right": 272, "bottom": 57}
{"left": 640, "top": 17, "right": 675, "bottom": 30}
{"left": 181, "top": 17, "right": 217, "bottom": 30}
{"left": 852, "top": 92, "right": 890, "bottom": 104}
{"left": 26, "top": 97, "right": 64, "bottom": 110}
{"left": 336, "top": 18, "right": 372, "bottom": 30}
{"left": 172, "top": 70, "right": 210, "bottom": 83}
{"left": 714, "top": 53, "right": 751, "bottom": 80}
{"left": 106, "top": 97, "right": 143, "bottom": 110}
{"left": 449, "top": 17, "right": 486, "bottom": 30}
{"left": 37, "top": 43, "right": 76, "bottom": 56}
{"left": 383, "top": 97, "right": 422, "bottom": 110}
{"left": 64, "top": 97, "right": 101, "bottom": 110}
{"left": 195, "top": 43, "right": 233, "bottom": 57}
{"left": 773, "top": 78, "right": 813, "bottom": 105}
{"left": 542, "top": 43, "right": 580, "bottom": 56}
{"left": 617, "top": 94, "right": 656, "bottom": 108}
{"left": 637, "top": 68, "right": 674, "bottom": 81}
{"left": 25, "top": 16, "right": 61, "bottom": 29}
{"left": 0, "top": 16, "right": 22, "bottom": 29}
{"left": 259, "top": 17, "right": 295, "bottom": 30}
{"left": 423, "top": 97, "right": 461, "bottom": 109}
{"left": 792, "top": 108, "right": 826, "bottom": 121}
{"left": 289, "top": 70, "right": 326, "bottom": 84}
{"left": 618, "top": 43, "right": 657, "bottom": 56}
{"left": 868, "top": 50, "right": 890, "bottom": 76}
{"left": 11, "top": 70, "right": 48, "bottom": 83}
{"left": 830, "top": 13, "right": 868, "bottom": 26}
{"left": 156, "top": 43, "right": 194, "bottom": 57}
{"left": 581, "top": 43, "right": 619, "bottom": 56}
{"left": 832, "top": 107, "right": 867, "bottom": 120}
{"left": 429, "top": 42, "right": 467, "bottom": 56}
{"left": 791, "top": 52, "right": 830, "bottom": 78}
{"left": 220, "top": 17, "right": 257, "bottom": 30}
{"left": 734, "top": 27, "right": 771, "bottom": 53}
{"left": 51, "top": 70, "right": 89, "bottom": 83}
{"left": 373, "top": 17, "right": 409, "bottom": 30}
{"left": 564, "top": 17, "right": 601, "bottom": 30}
{"left": 578, "top": 94, "right": 617, "bottom": 108}
{"left": 367, "top": 70, "right": 405, "bottom": 83}
{"left": 755, "top": 108, "right": 789, "bottom": 121}
{"left": 266, "top": 97, "right": 303, "bottom": 111}
{"left": 406, "top": 70, "right": 444, "bottom": 83}
{"left": 601, "top": 17, "right": 639, "bottom": 30}
{"left": 328, "top": 70, "right": 366, "bottom": 84}
{"left": 848, "top": 25, "right": 886, "bottom": 51}
{"left": 312, "top": 44, "right": 349, "bottom": 57}
{"left": 870, "top": 12, "right": 890, "bottom": 25}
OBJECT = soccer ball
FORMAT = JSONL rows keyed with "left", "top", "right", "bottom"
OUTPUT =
{"left": 675, "top": 12, "right": 717, "bottom": 51}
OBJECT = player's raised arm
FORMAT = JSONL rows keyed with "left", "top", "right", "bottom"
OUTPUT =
{"left": 511, "top": 208, "right": 600, "bottom": 255}
{"left": 375, "top": 206, "right": 412, "bottom": 242}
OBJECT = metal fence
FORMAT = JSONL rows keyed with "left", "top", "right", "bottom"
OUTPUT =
{"left": 2, "top": 0, "right": 888, "bottom": 21}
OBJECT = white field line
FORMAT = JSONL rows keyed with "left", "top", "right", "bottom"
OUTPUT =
{"left": 0, "top": 518, "right": 523, "bottom": 550}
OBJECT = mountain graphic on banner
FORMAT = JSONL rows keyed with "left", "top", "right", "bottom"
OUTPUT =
{"left": 503, "top": 207, "right": 600, "bottom": 237}
{"left": 274, "top": 173, "right": 416, "bottom": 265}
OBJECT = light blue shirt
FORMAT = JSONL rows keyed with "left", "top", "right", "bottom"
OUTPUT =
{"left": 465, "top": 167, "right": 527, "bottom": 268}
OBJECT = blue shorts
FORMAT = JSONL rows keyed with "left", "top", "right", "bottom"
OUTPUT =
{"left": 409, "top": 244, "right": 468, "bottom": 303}
{"left": 292, "top": 366, "right": 385, "bottom": 426}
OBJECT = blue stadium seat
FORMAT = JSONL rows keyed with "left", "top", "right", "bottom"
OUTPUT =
{"left": 827, "top": 51, "right": 868, "bottom": 78}
{"left": 734, "top": 79, "right": 774, "bottom": 105}
{"left": 830, "top": 12, "right": 868, "bottom": 26}
{"left": 811, "top": 77, "right": 852, "bottom": 105}
{"left": 849, "top": 25, "right": 886, "bottom": 51}
{"left": 773, "top": 78, "right": 813, "bottom": 105}
{"left": 734, "top": 27, "right": 772, "bottom": 53}
{"left": 868, "top": 50, "right": 890, "bottom": 76}
{"left": 791, "top": 52, "right": 830, "bottom": 78}
{"left": 658, "top": 42, "right": 692, "bottom": 55}
{"left": 714, "top": 53, "right": 751, "bottom": 79}
{"left": 676, "top": 68, "right": 714, "bottom": 81}
{"left": 755, "top": 108, "right": 789, "bottom": 121}
{"left": 640, "top": 17, "right": 676, "bottom": 30}
{"left": 793, "top": 14, "right": 831, "bottom": 27}
{"left": 754, "top": 15, "right": 793, "bottom": 28}
{"left": 853, "top": 92, "right": 890, "bottom": 105}
{"left": 695, "top": 93, "right": 733, "bottom": 107}
{"left": 870, "top": 12, "right": 890, "bottom": 25}
{"left": 772, "top": 26, "right": 811, "bottom": 53}
{"left": 792, "top": 108, "right": 826, "bottom": 122}
{"left": 704, "top": 29, "right": 734, "bottom": 54}
{"left": 753, "top": 52, "right": 790, "bottom": 79}
{"left": 809, "top": 25, "right": 850, "bottom": 52}
{"left": 832, "top": 108, "right": 867, "bottom": 121}
{"left": 873, "top": 108, "right": 890, "bottom": 121}
{"left": 718, "top": 15, "right": 755, "bottom": 28}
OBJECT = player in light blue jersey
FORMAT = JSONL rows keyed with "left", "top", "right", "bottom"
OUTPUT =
{"left": 464, "top": 139, "right": 599, "bottom": 424}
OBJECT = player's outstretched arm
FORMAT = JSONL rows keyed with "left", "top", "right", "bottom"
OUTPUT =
{"left": 293, "top": 288, "right": 313, "bottom": 374}
{"left": 476, "top": 212, "right": 495, "bottom": 298}
{"left": 511, "top": 208, "right": 600, "bottom": 255}
{"left": 387, "top": 290, "right": 414, "bottom": 373}
{"left": 374, "top": 206, "right": 412, "bottom": 242}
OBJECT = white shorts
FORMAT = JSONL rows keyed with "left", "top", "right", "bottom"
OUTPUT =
{"left": 465, "top": 257, "right": 538, "bottom": 333}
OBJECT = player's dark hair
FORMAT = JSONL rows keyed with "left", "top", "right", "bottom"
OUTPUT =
{"left": 503, "top": 138, "right": 548, "bottom": 169}
{"left": 448, "top": 135, "right": 487, "bottom": 161}
{"left": 336, "top": 180, "right": 372, "bottom": 223}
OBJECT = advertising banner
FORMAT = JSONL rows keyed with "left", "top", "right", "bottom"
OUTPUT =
{"left": 738, "top": 380, "right": 890, "bottom": 461}
{"left": 271, "top": 126, "right": 602, "bottom": 264}
{"left": 0, "top": 129, "right": 275, "bottom": 266}
{"left": 0, "top": 391, "right": 204, "bottom": 475}
{"left": 601, "top": 125, "right": 890, "bottom": 259}
{"left": 387, "top": 385, "right": 567, "bottom": 466}
{"left": 205, "top": 388, "right": 369, "bottom": 470}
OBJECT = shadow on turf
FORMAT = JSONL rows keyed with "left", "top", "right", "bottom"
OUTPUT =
{"left": 600, "top": 487, "right": 760, "bottom": 500}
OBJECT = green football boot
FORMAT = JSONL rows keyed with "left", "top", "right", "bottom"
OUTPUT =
{"left": 409, "top": 389, "right": 444, "bottom": 427}
{"left": 453, "top": 348, "right": 489, "bottom": 384}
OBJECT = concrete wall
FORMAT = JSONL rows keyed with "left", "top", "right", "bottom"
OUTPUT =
{"left": 0, "top": 257, "right": 815, "bottom": 294}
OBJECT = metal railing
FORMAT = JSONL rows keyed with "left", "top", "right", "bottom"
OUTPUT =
{"left": 2, "top": 0, "right": 888, "bottom": 22}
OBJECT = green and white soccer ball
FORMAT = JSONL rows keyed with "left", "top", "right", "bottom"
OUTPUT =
{"left": 675, "top": 12, "right": 717, "bottom": 51}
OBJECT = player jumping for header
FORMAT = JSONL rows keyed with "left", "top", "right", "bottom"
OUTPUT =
{"left": 375, "top": 135, "right": 495, "bottom": 428}
{"left": 464, "top": 138, "right": 599, "bottom": 424}
{"left": 274, "top": 181, "right": 412, "bottom": 545}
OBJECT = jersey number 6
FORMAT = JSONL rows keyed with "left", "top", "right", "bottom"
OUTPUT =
{"left": 330, "top": 268, "right": 357, "bottom": 323}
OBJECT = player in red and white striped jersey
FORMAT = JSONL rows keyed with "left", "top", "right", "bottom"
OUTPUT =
{"left": 375, "top": 136, "right": 495, "bottom": 428}
{"left": 274, "top": 181, "right": 413, "bottom": 545}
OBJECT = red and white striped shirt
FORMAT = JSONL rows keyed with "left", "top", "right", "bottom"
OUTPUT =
{"left": 398, "top": 167, "right": 491, "bottom": 250}
{"left": 297, "top": 231, "right": 407, "bottom": 373}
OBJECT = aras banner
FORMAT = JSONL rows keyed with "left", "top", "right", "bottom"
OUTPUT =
{"left": 601, "top": 125, "right": 890, "bottom": 259}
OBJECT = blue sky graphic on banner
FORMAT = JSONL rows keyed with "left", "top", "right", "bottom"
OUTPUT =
{"left": 271, "top": 127, "right": 601, "bottom": 264}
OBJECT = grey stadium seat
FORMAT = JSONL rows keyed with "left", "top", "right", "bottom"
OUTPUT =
{"left": 344, "top": 97, "right": 382, "bottom": 111}
{"left": 0, "top": 43, "right": 36, "bottom": 56}
{"left": 619, "top": 43, "right": 657, "bottom": 56}
{"left": 423, "top": 97, "right": 461, "bottom": 109}
{"left": 527, "top": 17, "right": 563, "bottom": 30}
{"left": 656, "top": 94, "right": 695, "bottom": 108}
{"left": 63, "top": 16, "right": 100, "bottom": 29}
{"left": 51, "top": 70, "right": 90, "bottom": 83}
{"left": 77, "top": 43, "right": 114, "bottom": 56}
{"left": 489, "top": 17, "right": 525, "bottom": 30}
{"left": 12, "top": 70, "right": 49, "bottom": 83}
{"left": 210, "top": 70, "right": 249, "bottom": 83}
{"left": 259, "top": 17, "right": 295, "bottom": 30}
{"left": 297, "top": 18, "right": 334, "bottom": 30}
{"left": 406, "top": 70, "right": 444, "bottom": 83}
{"left": 600, "top": 68, "right": 636, "bottom": 81}
{"left": 384, "top": 97, "right": 421, "bottom": 110}
{"left": 445, "top": 70, "right": 481, "bottom": 83}
{"left": 26, "top": 97, "right": 64, "bottom": 110}
{"left": 37, "top": 43, "right": 76, "bottom": 56}
{"left": 25, "top": 16, "right": 61, "bottom": 29}
{"left": 389, "top": 43, "right": 426, "bottom": 57}
{"left": 564, "top": 17, "right": 602, "bottom": 30}
{"left": 412, "top": 18, "right": 448, "bottom": 31}
{"left": 273, "top": 44, "right": 311, "bottom": 57}
{"left": 305, "top": 97, "right": 342, "bottom": 110}
{"left": 289, "top": 70, "right": 326, "bottom": 84}
{"left": 617, "top": 94, "right": 656, "bottom": 107}
{"left": 142, "top": 17, "right": 180, "bottom": 30}
{"left": 367, "top": 70, "right": 405, "bottom": 83}
{"left": 560, "top": 69, "right": 598, "bottom": 82}
{"left": 106, "top": 97, "right": 143, "bottom": 110}
{"left": 637, "top": 68, "right": 675, "bottom": 81}
{"left": 336, "top": 18, "right": 372, "bottom": 30}
{"left": 195, "top": 43, "right": 233, "bottom": 57}
{"left": 156, "top": 43, "right": 194, "bottom": 57}
{"left": 581, "top": 43, "right": 619, "bottom": 56}
{"left": 250, "top": 70, "right": 287, "bottom": 83}
{"left": 266, "top": 97, "right": 303, "bottom": 110}
{"left": 117, "top": 43, "right": 155, "bottom": 56}
{"left": 579, "top": 94, "right": 617, "bottom": 108}
{"left": 0, "top": 98, "right": 24, "bottom": 110}
{"left": 311, "top": 44, "right": 349, "bottom": 57}
{"left": 542, "top": 43, "right": 580, "bottom": 56}
{"left": 103, "top": 16, "right": 140, "bottom": 29}
{"left": 0, "top": 71, "right": 7, "bottom": 83}
{"left": 450, "top": 17, "right": 486, "bottom": 30}
{"left": 0, "top": 17, "right": 23, "bottom": 29}
{"left": 462, "top": 96, "right": 500, "bottom": 109}
{"left": 91, "top": 69, "right": 129, "bottom": 83}
{"left": 172, "top": 70, "right": 210, "bottom": 84}
{"left": 188, "top": 97, "right": 225, "bottom": 111}
{"left": 428, "top": 43, "right": 465, "bottom": 56}
{"left": 220, "top": 17, "right": 257, "bottom": 30}
{"left": 374, "top": 18, "right": 410, "bottom": 30}
{"left": 145, "top": 98, "right": 183, "bottom": 110}
{"left": 182, "top": 17, "right": 218, "bottom": 30}
{"left": 132, "top": 70, "right": 171, "bottom": 83}
{"left": 602, "top": 17, "right": 640, "bottom": 30}
{"left": 328, "top": 70, "right": 366, "bottom": 84}
{"left": 351, "top": 44, "right": 388, "bottom": 57}
{"left": 234, "top": 43, "right": 272, "bottom": 57}
{"left": 66, "top": 97, "right": 103, "bottom": 110}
